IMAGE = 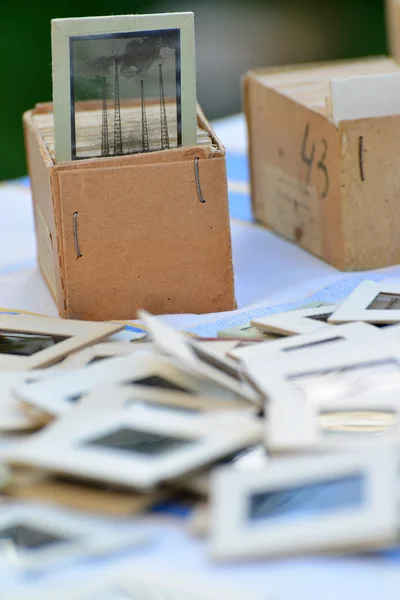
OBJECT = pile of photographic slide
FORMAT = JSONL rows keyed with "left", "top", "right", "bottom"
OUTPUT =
{"left": 3, "top": 280, "right": 400, "bottom": 597}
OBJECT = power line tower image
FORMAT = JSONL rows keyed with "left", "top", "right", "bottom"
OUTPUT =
{"left": 101, "top": 77, "right": 110, "bottom": 157}
{"left": 113, "top": 59, "right": 123, "bottom": 156}
{"left": 140, "top": 80, "right": 150, "bottom": 152}
{"left": 159, "top": 64, "right": 170, "bottom": 150}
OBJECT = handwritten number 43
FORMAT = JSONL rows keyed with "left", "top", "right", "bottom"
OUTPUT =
{"left": 301, "top": 123, "right": 329, "bottom": 199}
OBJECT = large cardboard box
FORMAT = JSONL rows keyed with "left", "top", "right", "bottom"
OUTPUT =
{"left": 24, "top": 102, "right": 235, "bottom": 321}
{"left": 24, "top": 103, "right": 235, "bottom": 320}
{"left": 244, "top": 57, "right": 400, "bottom": 270}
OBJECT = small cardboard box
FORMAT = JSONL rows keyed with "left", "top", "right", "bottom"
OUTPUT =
{"left": 24, "top": 102, "right": 235, "bottom": 320}
{"left": 244, "top": 56, "right": 400, "bottom": 270}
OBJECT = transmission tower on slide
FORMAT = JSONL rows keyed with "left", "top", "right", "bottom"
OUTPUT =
{"left": 113, "top": 59, "right": 123, "bottom": 155}
{"left": 101, "top": 77, "right": 110, "bottom": 157}
{"left": 159, "top": 64, "right": 170, "bottom": 150}
{"left": 141, "top": 80, "right": 150, "bottom": 152}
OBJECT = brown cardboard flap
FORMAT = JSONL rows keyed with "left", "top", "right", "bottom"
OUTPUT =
{"left": 387, "top": 0, "right": 400, "bottom": 61}
{"left": 23, "top": 113, "right": 65, "bottom": 313}
{"left": 340, "top": 115, "right": 400, "bottom": 270}
{"left": 245, "top": 74, "right": 343, "bottom": 268}
{"left": 56, "top": 156, "right": 234, "bottom": 320}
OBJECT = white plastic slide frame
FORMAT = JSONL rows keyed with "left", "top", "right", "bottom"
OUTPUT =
{"left": 0, "top": 315, "right": 123, "bottom": 370}
{"left": 15, "top": 353, "right": 241, "bottom": 418}
{"left": 231, "top": 322, "right": 383, "bottom": 363}
{"left": 210, "top": 449, "right": 399, "bottom": 560}
{"left": 266, "top": 394, "right": 400, "bottom": 452}
{"left": 5, "top": 406, "right": 262, "bottom": 490}
{"left": 250, "top": 306, "right": 338, "bottom": 336}
{"left": 0, "top": 502, "right": 148, "bottom": 571}
{"left": 329, "top": 281, "right": 400, "bottom": 324}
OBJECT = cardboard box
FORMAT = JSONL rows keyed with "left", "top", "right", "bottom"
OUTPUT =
{"left": 387, "top": 0, "right": 400, "bottom": 61}
{"left": 24, "top": 102, "right": 235, "bottom": 320}
{"left": 244, "top": 57, "right": 400, "bottom": 270}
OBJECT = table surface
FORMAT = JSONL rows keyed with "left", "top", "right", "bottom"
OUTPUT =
{"left": 2, "top": 114, "right": 400, "bottom": 598}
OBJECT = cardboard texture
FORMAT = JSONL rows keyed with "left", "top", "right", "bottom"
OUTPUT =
{"left": 387, "top": 0, "right": 400, "bottom": 62}
{"left": 244, "top": 57, "right": 400, "bottom": 270}
{"left": 24, "top": 101, "right": 235, "bottom": 320}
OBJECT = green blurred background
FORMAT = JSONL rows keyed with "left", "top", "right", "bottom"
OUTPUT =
{"left": 0, "top": 0, "right": 388, "bottom": 180}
